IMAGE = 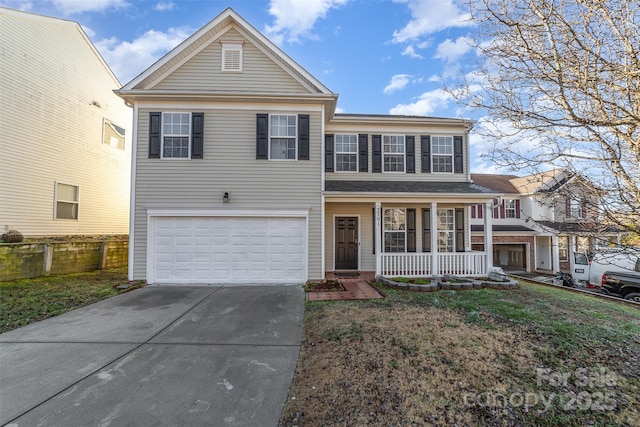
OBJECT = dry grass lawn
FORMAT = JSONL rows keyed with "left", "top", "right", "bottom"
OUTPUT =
{"left": 280, "top": 281, "right": 640, "bottom": 426}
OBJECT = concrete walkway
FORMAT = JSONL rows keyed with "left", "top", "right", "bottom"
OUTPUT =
{"left": 0, "top": 285, "right": 304, "bottom": 427}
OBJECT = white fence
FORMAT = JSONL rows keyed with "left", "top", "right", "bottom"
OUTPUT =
{"left": 381, "top": 251, "right": 487, "bottom": 277}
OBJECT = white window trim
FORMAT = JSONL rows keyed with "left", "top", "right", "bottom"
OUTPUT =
{"left": 334, "top": 134, "right": 358, "bottom": 173}
{"left": 102, "top": 118, "right": 125, "bottom": 150}
{"left": 268, "top": 114, "right": 297, "bottom": 161}
{"left": 437, "top": 208, "right": 455, "bottom": 252}
{"left": 53, "top": 181, "right": 79, "bottom": 220}
{"left": 382, "top": 135, "right": 405, "bottom": 173}
{"left": 431, "top": 135, "right": 454, "bottom": 174}
{"left": 570, "top": 198, "right": 583, "bottom": 219}
{"left": 221, "top": 43, "right": 243, "bottom": 72}
{"left": 383, "top": 208, "right": 406, "bottom": 253}
{"left": 558, "top": 235, "right": 569, "bottom": 261}
{"left": 161, "top": 112, "right": 191, "bottom": 160}
{"left": 505, "top": 199, "right": 517, "bottom": 218}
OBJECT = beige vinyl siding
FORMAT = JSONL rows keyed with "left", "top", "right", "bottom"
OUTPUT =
{"left": 153, "top": 28, "right": 309, "bottom": 94}
{"left": 325, "top": 124, "right": 469, "bottom": 182}
{"left": 0, "top": 10, "right": 131, "bottom": 236}
{"left": 132, "top": 106, "right": 323, "bottom": 280}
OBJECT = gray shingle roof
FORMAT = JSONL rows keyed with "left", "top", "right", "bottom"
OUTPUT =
{"left": 325, "top": 180, "right": 498, "bottom": 194}
{"left": 536, "top": 221, "right": 623, "bottom": 234}
{"left": 471, "top": 225, "right": 537, "bottom": 233}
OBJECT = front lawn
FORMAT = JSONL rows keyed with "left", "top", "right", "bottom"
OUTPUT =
{"left": 280, "top": 280, "right": 640, "bottom": 426}
{"left": 0, "top": 268, "right": 130, "bottom": 333}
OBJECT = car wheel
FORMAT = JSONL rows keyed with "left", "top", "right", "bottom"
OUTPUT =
{"left": 624, "top": 293, "right": 640, "bottom": 303}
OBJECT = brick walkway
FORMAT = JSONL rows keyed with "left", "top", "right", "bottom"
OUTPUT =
{"left": 306, "top": 272, "right": 383, "bottom": 301}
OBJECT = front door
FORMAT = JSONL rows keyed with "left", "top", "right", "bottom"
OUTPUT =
{"left": 335, "top": 217, "right": 358, "bottom": 270}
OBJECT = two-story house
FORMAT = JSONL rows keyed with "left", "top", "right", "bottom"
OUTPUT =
{"left": 0, "top": 8, "right": 131, "bottom": 236}
{"left": 116, "top": 8, "right": 501, "bottom": 285}
{"left": 470, "top": 170, "right": 623, "bottom": 275}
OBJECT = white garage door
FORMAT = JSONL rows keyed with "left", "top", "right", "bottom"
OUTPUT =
{"left": 150, "top": 217, "right": 306, "bottom": 284}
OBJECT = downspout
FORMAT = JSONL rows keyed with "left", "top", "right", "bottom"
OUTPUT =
{"left": 127, "top": 102, "right": 138, "bottom": 281}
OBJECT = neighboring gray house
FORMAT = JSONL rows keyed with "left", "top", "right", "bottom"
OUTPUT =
{"left": 470, "top": 170, "right": 623, "bottom": 274}
{"left": 0, "top": 7, "right": 132, "bottom": 237}
{"left": 117, "top": 8, "right": 501, "bottom": 285}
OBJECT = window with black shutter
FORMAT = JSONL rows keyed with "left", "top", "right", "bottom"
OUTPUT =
{"left": 149, "top": 112, "right": 204, "bottom": 159}
{"left": 406, "top": 136, "right": 415, "bottom": 173}
{"left": 358, "top": 134, "right": 368, "bottom": 172}
{"left": 422, "top": 208, "right": 431, "bottom": 252}
{"left": 372, "top": 135, "right": 382, "bottom": 173}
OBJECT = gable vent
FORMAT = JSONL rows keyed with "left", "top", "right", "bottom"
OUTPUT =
{"left": 222, "top": 43, "right": 243, "bottom": 72}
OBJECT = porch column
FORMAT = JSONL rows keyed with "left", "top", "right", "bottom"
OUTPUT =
{"left": 551, "top": 234, "right": 560, "bottom": 273}
{"left": 484, "top": 201, "right": 493, "bottom": 273}
{"left": 568, "top": 235, "right": 576, "bottom": 272}
{"left": 430, "top": 202, "right": 438, "bottom": 275}
{"left": 375, "top": 201, "right": 382, "bottom": 277}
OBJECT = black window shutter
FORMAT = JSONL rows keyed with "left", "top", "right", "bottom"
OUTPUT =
{"left": 372, "top": 134, "right": 382, "bottom": 173}
{"left": 325, "top": 134, "right": 334, "bottom": 172}
{"left": 358, "top": 134, "right": 368, "bottom": 172}
{"left": 298, "top": 114, "right": 309, "bottom": 160}
{"left": 191, "top": 112, "right": 204, "bottom": 159}
{"left": 422, "top": 208, "right": 431, "bottom": 252}
{"left": 421, "top": 135, "right": 431, "bottom": 173}
{"left": 406, "top": 136, "right": 415, "bottom": 173}
{"left": 454, "top": 135, "right": 464, "bottom": 173}
{"left": 256, "top": 113, "right": 268, "bottom": 159}
{"left": 455, "top": 208, "right": 465, "bottom": 252}
{"left": 407, "top": 208, "right": 416, "bottom": 252}
{"left": 516, "top": 199, "right": 521, "bottom": 219}
{"left": 149, "top": 112, "right": 161, "bottom": 158}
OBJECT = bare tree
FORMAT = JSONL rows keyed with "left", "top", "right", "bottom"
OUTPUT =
{"left": 455, "top": 0, "right": 640, "bottom": 236}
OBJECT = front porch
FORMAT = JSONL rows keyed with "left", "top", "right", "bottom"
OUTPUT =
{"left": 381, "top": 251, "right": 487, "bottom": 277}
{"left": 324, "top": 197, "right": 497, "bottom": 279}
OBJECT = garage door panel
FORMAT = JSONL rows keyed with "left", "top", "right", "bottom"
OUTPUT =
{"left": 152, "top": 217, "right": 306, "bottom": 284}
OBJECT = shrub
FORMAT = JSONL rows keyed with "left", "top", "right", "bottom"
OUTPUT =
{"left": 1, "top": 229, "right": 24, "bottom": 243}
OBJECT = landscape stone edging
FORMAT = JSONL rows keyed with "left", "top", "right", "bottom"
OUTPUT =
{"left": 376, "top": 276, "right": 520, "bottom": 292}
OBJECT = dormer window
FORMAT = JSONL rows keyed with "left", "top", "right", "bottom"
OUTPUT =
{"left": 221, "top": 43, "right": 243, "bottom": 72}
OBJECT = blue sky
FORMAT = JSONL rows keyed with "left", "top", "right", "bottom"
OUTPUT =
{"left": 2, "top": 0, "right": 498, "bottom": 172}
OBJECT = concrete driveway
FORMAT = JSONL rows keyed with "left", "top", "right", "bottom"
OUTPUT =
{"left": 0, "top": 285, "right": 304, "bottom": 426}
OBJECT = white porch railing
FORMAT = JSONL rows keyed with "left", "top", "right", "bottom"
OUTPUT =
{"left": 381, "top": 251, "right": 487, "bottom": 278}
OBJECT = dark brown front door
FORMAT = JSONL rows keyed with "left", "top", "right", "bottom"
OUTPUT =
{"left": 335, "top": 217, "right": 358, "bottom": 270}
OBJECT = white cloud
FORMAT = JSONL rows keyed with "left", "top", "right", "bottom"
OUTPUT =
{"left": 265, "top": 0, "right": 348, "bottom": 44}
{"left": 401, "top": 45, "right": 423, "bottom": 59}
{"left": 49, "top": 0, "right": 129, "bottom": 14}
{"left": 435, "top": 36, "right": 474, "bottom": 63}
{"left": 81, "top": 25, "right": 95, "bottom": 37}
{"left": 335, "top": 106, "right": 346, "bottom": 113}
{"left": 154, "top": 1, "right": 174, "bottom": 11}
{"left": 95, "top": 26, "right": 192, "bottom": 84}
{"left": 0, "top": 1, "right": 33, "bottom": 11}
{"left": 389, "top": 88, "right": 454, "bottom": 115}
{"left": 392, "top": 0, "right": 473, "bottom": 43}
{"left": 384, "top": 74, "right": 413, "bottom": 94}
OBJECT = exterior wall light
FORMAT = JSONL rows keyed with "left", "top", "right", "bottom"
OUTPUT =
{"left": 223, "top": 192, "right": 230, "bottom": 203}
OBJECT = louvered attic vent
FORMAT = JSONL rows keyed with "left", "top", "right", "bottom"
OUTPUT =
{"left": 222, "top": 43, "right": 243, "bottom": 72}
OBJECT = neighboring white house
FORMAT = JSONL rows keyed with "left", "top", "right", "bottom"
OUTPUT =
{"left": 0, "top": 7, "right": 131, "bottom": 236}
{"left": 116, "top": 8, "right": 502, "bottom": 285}
{"left": 470, "top": 170, "right": 623, "bottom": 274}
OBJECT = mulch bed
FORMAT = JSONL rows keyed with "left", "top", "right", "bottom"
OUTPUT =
{"left": 304, "top": 280, "right": 346, "bottom": 292}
